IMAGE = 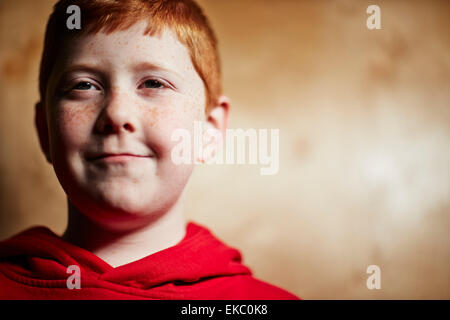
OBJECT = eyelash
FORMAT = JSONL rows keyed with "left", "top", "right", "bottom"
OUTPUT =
{"left": 71, "top": 81, "right": 99, "bottom": 91}
{"left": 64, "top": 79, "right": 168, "bottom": 94}
{"left": 62, "top": 81, "right": 101, "bottom": 95}
{"left": 139, "top": 79, "right": 167, "bottom": 89}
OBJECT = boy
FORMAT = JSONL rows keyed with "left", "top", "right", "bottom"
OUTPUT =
{"left": 0, "top": 0, "right": 299, "bottom": 299}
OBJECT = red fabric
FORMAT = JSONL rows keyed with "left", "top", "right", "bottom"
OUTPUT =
{"left": 0, "top": 222, "right": 299, "bottom": 300}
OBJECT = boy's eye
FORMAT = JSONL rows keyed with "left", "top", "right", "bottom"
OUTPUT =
{"left": 72, "top": 81, "right": 98, "bottom": 91}
{"left": 142, "top": 79, "right": 164, "bottom": 89}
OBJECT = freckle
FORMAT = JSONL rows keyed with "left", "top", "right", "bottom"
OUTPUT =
{"left": 146, "top": 107, "right": 160, "bottom": 126}
{"left": 68, "top": 104, "right": 96, "bottom": 126}
{"left": 110, "top": 86, "right": 120, "bottom": 96}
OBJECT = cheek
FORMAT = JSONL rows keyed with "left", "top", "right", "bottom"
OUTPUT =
{"left": 144, "top": 106, "right": 162, "bottom": 128}
{"left": 53, "top": 104, "right": 98, "bottom": 146}
{"left": 142, "top": 100, "right": 202, "bottom": 154}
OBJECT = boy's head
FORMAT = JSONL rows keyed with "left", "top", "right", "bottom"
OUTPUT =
{"left": 39, "top": 0, "right": 222, "bottom": 112}
{"left": 35, "top": 0, "right": 229, "bottom": 231}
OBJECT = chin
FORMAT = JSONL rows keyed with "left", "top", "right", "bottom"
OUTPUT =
{"left": 85, "top": 200, "right": 164, "bottom": 232}
{"left": 94, "top": 186, "right": 172, "bottom": 216}
{"left": 96, "top": 190, "right": 152, "bottom": 214}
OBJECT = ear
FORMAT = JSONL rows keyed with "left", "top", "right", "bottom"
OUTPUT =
{"left": 205, "top": 95, "right": 230, "bottom": 136}
{"left": 34, "top": 101, "right": 52, "bottom": 164}
{"left": 199, "top": 96, "right": 230, "bottom": 163}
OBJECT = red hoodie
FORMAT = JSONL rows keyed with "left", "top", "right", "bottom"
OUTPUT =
{"left": 0, "top": 222, "right": 299, "bottom": 300}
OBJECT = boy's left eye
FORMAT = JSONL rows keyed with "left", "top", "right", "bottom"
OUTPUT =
{"left": 141, "top": 79, "right": 165, "bottom": 89}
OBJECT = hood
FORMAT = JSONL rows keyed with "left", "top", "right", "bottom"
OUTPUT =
{"left": 0, "top": 222, "right": 252, "bottom": 290}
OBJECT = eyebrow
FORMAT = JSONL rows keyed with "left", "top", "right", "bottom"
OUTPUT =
{"left": 56, "top": 63, "right": 106, "bottom": 81}
{"left": 56, "top": 62, "right": 183, "bottom": 82}
{"left": 130, "top": 62, "right": 183, "bottom": 81}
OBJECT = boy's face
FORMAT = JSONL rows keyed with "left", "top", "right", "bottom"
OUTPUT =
{"left": 39, "top": 22, "right": 207, "bottom": 230}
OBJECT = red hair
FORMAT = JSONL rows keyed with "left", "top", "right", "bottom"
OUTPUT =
{"left": 39, "top": 0, "right": 221, "bottom": 113}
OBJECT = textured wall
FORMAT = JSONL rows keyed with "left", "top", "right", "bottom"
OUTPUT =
{"left": 0, "top": 0, "right": 449, "bottom": 299}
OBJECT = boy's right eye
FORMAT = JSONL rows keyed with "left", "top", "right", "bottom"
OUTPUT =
{"left": 71, "top": 81, "right": 99, "bottom": 91}
{"left": 61, "top": 80, "right": 102, "bottom": 98}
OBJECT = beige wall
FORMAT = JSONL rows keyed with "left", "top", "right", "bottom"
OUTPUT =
{"left": 0, "top": 0, "right": 449, "bottom": 299}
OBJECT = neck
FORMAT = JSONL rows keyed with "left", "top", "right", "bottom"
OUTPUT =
{"left": 62, "top": 194, "right": 187, "bottom": 268}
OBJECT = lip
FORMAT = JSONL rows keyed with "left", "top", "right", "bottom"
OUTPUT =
{"left": 88, "top": 153, "right": 153, "bottom": 162}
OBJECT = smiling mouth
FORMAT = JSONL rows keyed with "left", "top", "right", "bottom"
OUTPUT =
{"left": 88, "top": 153, "right": 153, "bottom": 161}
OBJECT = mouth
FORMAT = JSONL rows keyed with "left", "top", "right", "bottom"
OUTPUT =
{"left": 87, "top": 153, "right": 154, "bottom": 162}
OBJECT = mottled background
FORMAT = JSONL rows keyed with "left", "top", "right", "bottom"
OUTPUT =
{"left": 0, "top": 0, "right": 449, "bottom": 299}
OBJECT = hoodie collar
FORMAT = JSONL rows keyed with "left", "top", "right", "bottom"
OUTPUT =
{"left": 0, "top": 222, "right": 251, "bottom": 289}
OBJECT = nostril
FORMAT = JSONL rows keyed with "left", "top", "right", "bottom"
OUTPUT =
{"left": 104, "top": 123, "right": 113, "bottom": 132}
{"left": 123, "top": 123, "right": 133, "bottom": 131}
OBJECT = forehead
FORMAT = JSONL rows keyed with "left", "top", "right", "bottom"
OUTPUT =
{"left": 57, "top": 21, "right": 196, "bottom": 80}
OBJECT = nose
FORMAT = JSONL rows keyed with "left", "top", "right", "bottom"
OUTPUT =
{"left": 95, "top": 89, "right": 136, "bottom": 134}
